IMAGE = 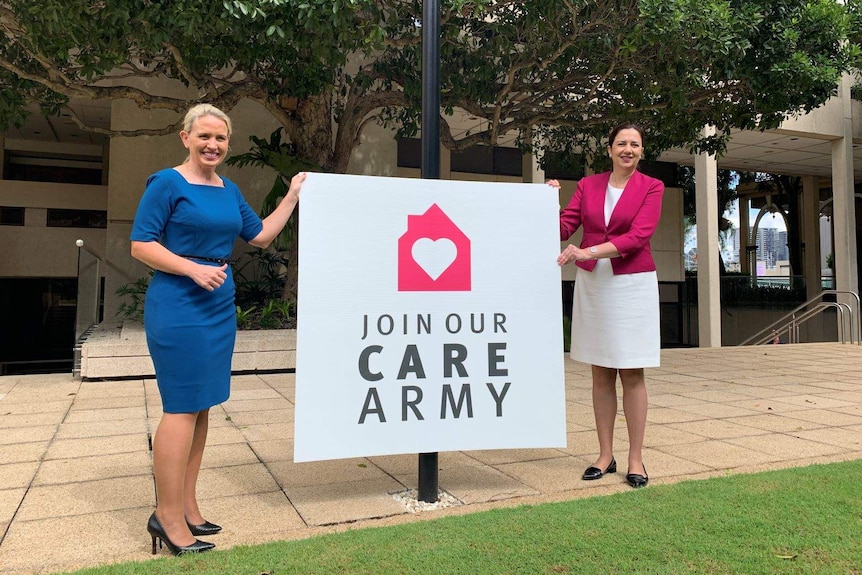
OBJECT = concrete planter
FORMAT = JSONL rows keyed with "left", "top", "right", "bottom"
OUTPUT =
{"left": 78, "top": 322, "right": 296, "bottom": 379}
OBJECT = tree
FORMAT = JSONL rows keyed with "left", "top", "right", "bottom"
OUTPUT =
{"left": 1, "top": 0, "right": 859, "bottom": 173}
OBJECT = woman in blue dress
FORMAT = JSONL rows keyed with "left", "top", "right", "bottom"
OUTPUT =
{"left": 131, "top": 104, "right": 305, "bottom": 555}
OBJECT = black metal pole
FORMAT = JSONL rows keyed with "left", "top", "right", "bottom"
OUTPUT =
{"left": 418, "top": 0, "right": 440, "bottom": 504}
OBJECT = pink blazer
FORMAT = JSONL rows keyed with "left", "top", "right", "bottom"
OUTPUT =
{"left": 559, "top": 170, "right": 664, "bottom": 275}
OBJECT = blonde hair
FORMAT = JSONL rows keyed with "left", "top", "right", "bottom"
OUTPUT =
{"left": 182, "top": 104, "right": 232, "bottom": 138}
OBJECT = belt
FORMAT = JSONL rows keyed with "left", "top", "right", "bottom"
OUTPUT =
{"left": 177, "top": 254, "right": 236, "bottom": 265}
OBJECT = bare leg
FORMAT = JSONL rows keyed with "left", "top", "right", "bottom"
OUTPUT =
{"left": 620, "top": 368, "right": 648, "bottom": 476}
{"left": 152, "top": 412, "right": 198, "bottom": 546}
{"left": 183, "top": 409, "right": 209, "bottom": 526}
{"left": 591, "top": 365, "right": 618, "bottom": 469}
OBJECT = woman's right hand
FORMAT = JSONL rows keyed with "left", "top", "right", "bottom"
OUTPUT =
{"left": 286, "top": 171, "right": 307, "bottom": 200}
{"left": 188, "top": 263, "right": 228, "bottom": 291}
{"left": 546, "top": 179, "right": 561, "bottom": 190}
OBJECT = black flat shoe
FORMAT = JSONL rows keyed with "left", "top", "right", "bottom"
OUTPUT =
{"left": 147, "top": 512, "right": 215, "bottom": 556}
{"left": 626, "top": 465, "right": 649, "bottom": 488}
{"left": 187, "top": 520, "right": 222, "bottom": 536}
{"left": 582, "top": 457, "right": 616, "bottom": 480}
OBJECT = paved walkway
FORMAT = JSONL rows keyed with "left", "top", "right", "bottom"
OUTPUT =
{"left": 1, "top": 343, "right": 861, "bottom": 574}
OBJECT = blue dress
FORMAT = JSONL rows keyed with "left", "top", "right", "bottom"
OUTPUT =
{"left": 130, "top": 168, "right": 263, "bottom": 413}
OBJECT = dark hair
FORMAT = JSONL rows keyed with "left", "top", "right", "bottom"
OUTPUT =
{"left": 608, "top": 123, "right": 645, "bottom": 145}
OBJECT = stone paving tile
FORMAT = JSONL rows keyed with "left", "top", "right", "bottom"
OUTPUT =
{"left": 645, "top": 407, "right": 707, "bottom": 424}
{"left": 203, "top": 425, "right": 249, "bottom": 446}
{"left": 222, "top": 397, "right": 293, "bottom": 412}
{"left": 68, "top": 395, "right": 146, "bottom": 410}
{"left": 188, "top": 491, "right": 307, "bottom": 545}
{"left": 0, "top": 441, "right": 49, "bottom": 465}
{"left": 75, "top": 380, "right": 145, "bottom": 399}
{"left": 397, "top": 462, "right": 541, "bottom": 504}
{"left": 268, "top": 457, "right": 392, "bottom": 489}
{"left": 55, "top": 418, "right": 148, "bottom": 440}
{"left": 0, "top": 399, "right": 73, "bottom": 415}
{"left": 229, "top": 374, "right": 274, "bottom": 389}
{"left": 815, "top": 390, "right": 862, "bottom": 402}
{"left": 771, "top": 394, "right": 856, "bottom": 409}
{"left": 199, "top": 442, "right": 260, "bottom": 469}
{"left": 557, "top": 429, "right": 627, "bottom": 457}
{"left": 769, "top": 384, "right": 857, "bottom": 396}
{"left": 63, "top": 406, "right": 148, "bottom": 424}
{"left": 0, "top": 425, "right": 57, "bottom": 446}
{"left": 649, "top": 393, "right": 708, "bottom": 408}
{"left": 33, "top": 452, "right": 152, "bottom": 485}
{"left": 675, "top": 402, "right": 762, "bottom": 419}
{"left": 0, "top": 487, "right": 25, "bottom": 524}
{"left": 287, "top": 477, "right": 407, "bottom": 526}
{"left": 667, "top": 418, "right": 770, "bottom": 440}
{"left": 772, "top": 408, "right": 862, "bottom": 427}
{"left": 658, "top": 440, "right": 784, "bottom": 469}
{"left": 675, "top": 389, "right": 759, "bottom": 403}
{"left": 223, "top": 408, "right": 294, "bottom": 426}
{"left": 724, "top": 434, "right": 847, "bottom": 459}
{"left": 830, "top": 404, "right": 862, "bottom": 417}
{"left": 44, "top": 433, "right": 147, "bottom": 460}
{"left": 237, "top": 422, "right": 295, "bottom": 441}
{"left": 0, "top": 508, "right": 156, "bottom": 574}
{"left": 16, "top": 476, "right": 154, "bottom": 521}
{"left": 0, "top": 461, "right": 39, "bottom": 489}
{"left": 228, "top": 388, "right": 284, "bottom": 401}
{"left": 790, "top": 426, "right": 862, "bottom": 450}
{"left": 646, "top": 373, "right": 710, "bottom": 384}
{"left": 195, "top": 463, "right": 282, "bottom": 501}
{"left": 248, "top": 438, "right": 294, "bottom": 463}
{"left": 636, "top": 447, "right": 714, "bottom": 480}
{"left": 0, "top": 412, "right": 66, "bottom": 428}
{"left": 722, "top": 398, "right": 811, "bottom": 414}
{"left": 366, "top": 453, "right": 417, "bottom": 476}
{"left": 465, "top": 447, "right": 569, "bottom": 466}
{"left": 496, "top": 455, "right": 596, "bottom": 493}
{"left": 642, "top": 424, "right": 710, "bottom": 447}
{"left": 724, "top": 413, "right": 824, "bottom": 433}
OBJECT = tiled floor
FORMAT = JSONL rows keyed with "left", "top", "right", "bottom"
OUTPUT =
{"left": 1, "top": 343, "right": 861, "bottom": 574}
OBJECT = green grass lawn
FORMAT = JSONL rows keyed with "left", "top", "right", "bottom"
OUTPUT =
{"left": 62, "top": 459, "right": 862, "bottom": 575}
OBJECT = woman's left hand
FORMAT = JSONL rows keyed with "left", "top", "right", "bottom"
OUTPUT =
{"left": 557, "top": 244, "right": 590, "bottom": 265}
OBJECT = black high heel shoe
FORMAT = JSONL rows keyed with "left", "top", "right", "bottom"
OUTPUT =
{"left": 582, "top": 457, "right": 617, "bottom": 480}
{"left": 147, "top": 512, "right": 215, "bottom": 556}
{"left": 187, "top": 519, "right": 222, "bottom": 536}
{"left": 626, "top": 465, "right": 649, "bottom": 488}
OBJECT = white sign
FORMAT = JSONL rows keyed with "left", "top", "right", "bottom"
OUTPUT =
{"left": 294, "top": 173, "right": 565, "bottom": 462}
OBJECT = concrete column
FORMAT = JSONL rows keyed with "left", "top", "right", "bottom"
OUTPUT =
{"left": 695, "top": 127, "right": 721, "bottom": 347}
{"left": 831, "top": 74, "right": 859, "bottom": 316}
{"left": 801, "top": 175, "right": 821, "bottom": 301}
{"left": 739, "top": 195, "right": 750, "bottom": 275}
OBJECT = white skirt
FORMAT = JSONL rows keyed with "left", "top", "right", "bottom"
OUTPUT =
{"left": 570, "top": 259, "right": 660, "bottom": 369}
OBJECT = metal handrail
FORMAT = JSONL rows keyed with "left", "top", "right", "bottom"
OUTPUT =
{"left": 787, "top": 303, "right": 848, "bottom": 344}
{"left": 739, "top": 290, "right": 861, "bottom": 346}
{"left": 73, "top": 239, "right": 104, "bottom": 377}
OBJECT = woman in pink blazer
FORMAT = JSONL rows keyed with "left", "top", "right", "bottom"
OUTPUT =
{"left": 549, "top": 123, "right": 663, "bottom": 488}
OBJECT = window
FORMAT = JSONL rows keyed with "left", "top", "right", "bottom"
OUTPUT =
{"left": 0, "top": 206, "right": 25, "bottom": 226}
{"left": 46, "top": 209, "right": 107, "bottom": 229}
{"left": 3, "top": 151, "right": 103, "bottom": 184}
{"left": 542, "top": 151, "right": 585, "bottom": 181}
{"left": 397, "top": 138, "right": 525, "bottom": 177}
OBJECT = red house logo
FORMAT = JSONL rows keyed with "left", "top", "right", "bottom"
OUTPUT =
{"left": 398, "top": 204, "right": 471, "bottom": 291}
